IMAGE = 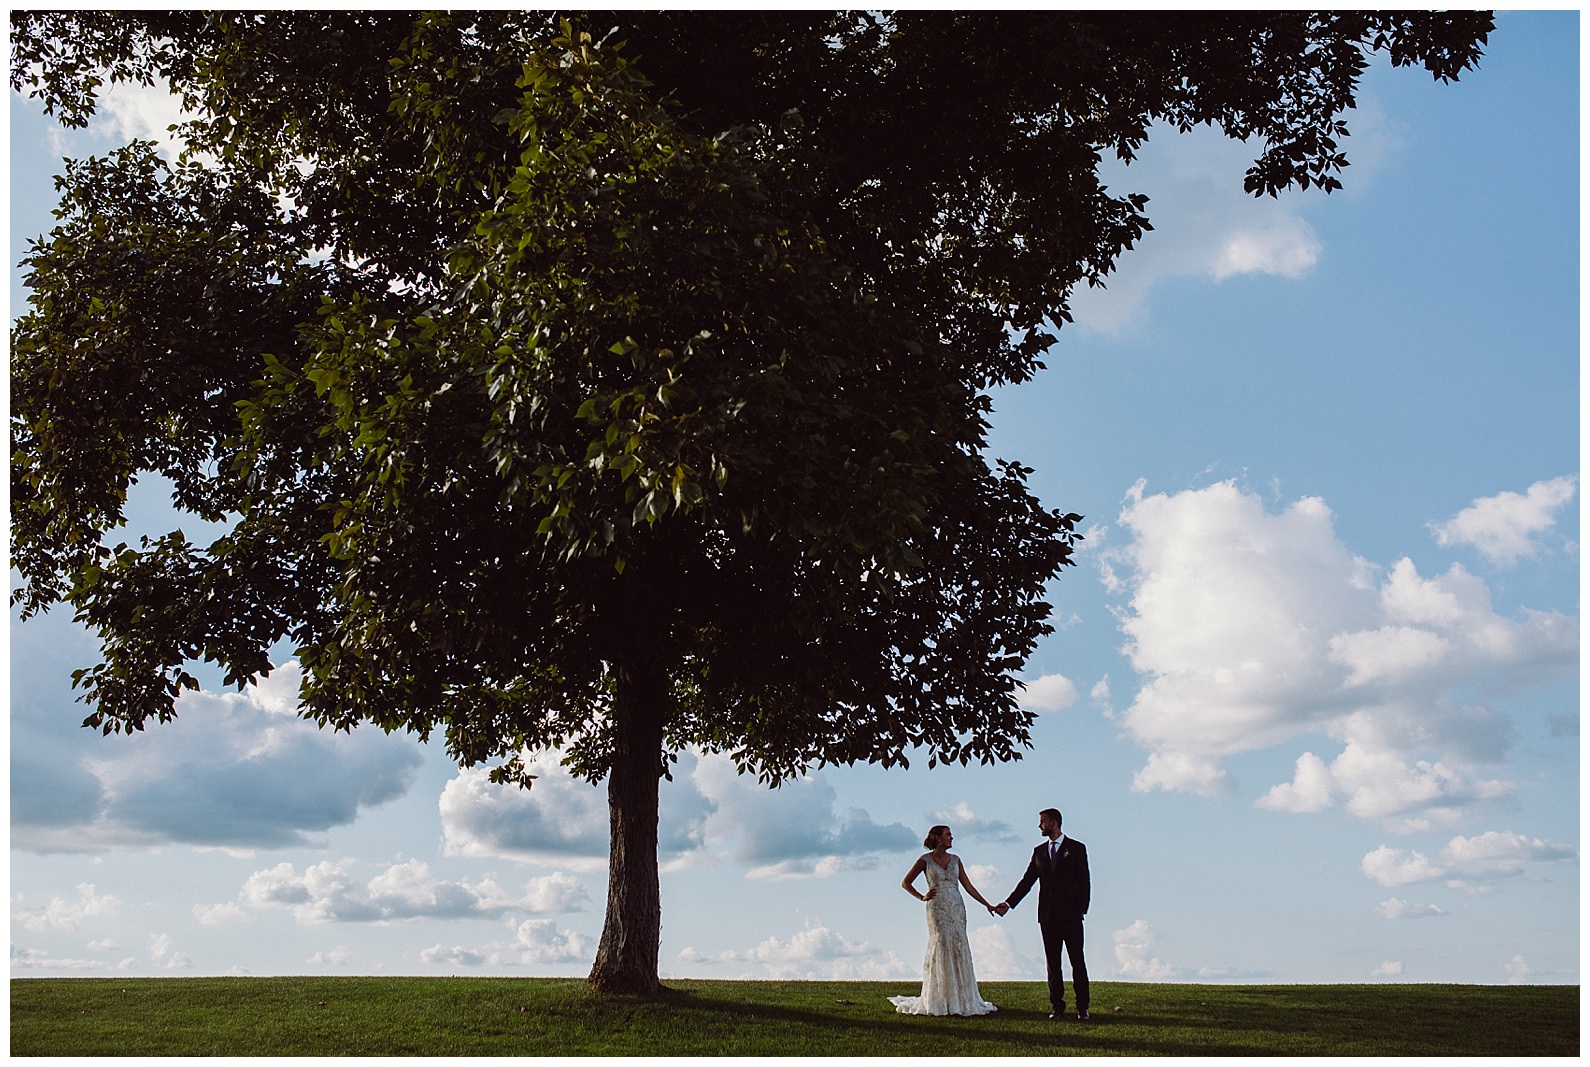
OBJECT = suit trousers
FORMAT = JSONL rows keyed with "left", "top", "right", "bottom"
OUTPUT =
{"left": 1040, "top": 917, "right": 1089, "bottom": 1013}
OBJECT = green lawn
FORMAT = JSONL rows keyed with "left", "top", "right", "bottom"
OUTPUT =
{"left": 10, "top": 977, "right": 1578, "bottom": 1056}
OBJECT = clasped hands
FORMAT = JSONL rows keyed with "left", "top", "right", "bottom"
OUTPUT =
{"left": 915, "top": 888, "right": 1009, "bottom": 916}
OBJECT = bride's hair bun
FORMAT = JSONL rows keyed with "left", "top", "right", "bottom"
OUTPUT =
{"left": 924, "top": 824, "right": 951, "bottom": 849}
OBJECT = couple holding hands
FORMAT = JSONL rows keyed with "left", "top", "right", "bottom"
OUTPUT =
{"left": 888, "top": 808, "right": 1090, "bottom": 1020}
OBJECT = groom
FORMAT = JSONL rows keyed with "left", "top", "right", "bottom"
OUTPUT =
{"left": 995, "top": 808, "right": 1090, "bottom": 1021}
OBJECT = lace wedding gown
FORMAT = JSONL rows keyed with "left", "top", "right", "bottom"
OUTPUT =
{"left": 888, "top": 854, "right": 998, "bottom": 1016}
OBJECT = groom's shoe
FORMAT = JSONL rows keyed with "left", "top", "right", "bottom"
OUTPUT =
{"left": 1076, "top": 1010, "right": 1091, "bottom": 1022}
{"left": 1048, "top": 1005, "right": 1066, "bottom": 1020}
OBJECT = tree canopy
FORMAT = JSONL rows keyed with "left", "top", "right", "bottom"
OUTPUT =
{"left": 10, "top": 10, "right": 1492, "bottom": 993}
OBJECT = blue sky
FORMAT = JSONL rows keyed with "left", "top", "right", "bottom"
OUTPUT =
{"left": 9, "top": 12, "right": 1580, "bottom": 985}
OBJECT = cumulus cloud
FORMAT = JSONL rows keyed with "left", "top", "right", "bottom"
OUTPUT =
{"left": 11, "top": 946, "right": 119, "bottom": 972}
{"left": 1210, "top": 217, "right": 1321, "bottom": 281}
{"left": 1375, "top": 898, "right": 1446, "bottom": 920}
{"left": 1019, "top": 673, "right": 1080, "bottom": 712}
{"left": 439, "top": 758, "right": 611, "bottom": 869}
{"left": 1370, "top": 960, "right": 1403, "bottom": 978}
{"left": 193, "top": 902, "right": 249, "bottom": 926}
{"left": 679, "top": 917, "right": 912, "bottom": 980}
{"left": 1429, "top": 476, "right": 1578, "bottom": 566}
{"left": 692, "top": 754, "right": 917, "bottom": 879}
{"left": 1113, "top": 919, "right": 1176, "bottom": 980}
{"left": 1260, "top": 718, "right": 1514, "bottom": 835}
{"left": 742, "top": 856, "right": 879, "bottom": 882}
{"left": 420, "top": 917, "right": 592, "bottom": 969}
{"left": 925, "top": 801, "right": 1018, "bottom": 844}
{"left": 967, "top": 923, "right": 1042, "bottom": 980}
{"left": 148, "top": 932, "right": 192, "bottom": 970}
{"left": 1105, "top": 480, "right": 1576, "bottom": 829}
{"left": 12, "top": 661, "right": 425, "bottom": 852}
{"left": 237, "top": 858, "right": 590, "bottom": 924}
{"left": 17, "top": 883, "right": 124, "bottom": 932}
{"left": 1066, "top": 123, "right": 1324, "bottom": 336}
{"left": 1361, "top": 831, "right": 1577, "bottom": 889}
{"left": 438, "top": 751, "right": 711, "bottom": 871}
{"left": 70, "top": 78, "right": 195, "bottom": 160}
{"left": 491, "top": 917, "right": 593, "bottom": 966}
{"left": 438, "top": 749, "right": 913, "bottom": 880}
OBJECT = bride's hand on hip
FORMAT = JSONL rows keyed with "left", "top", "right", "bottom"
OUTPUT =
{"left": 922, "top": 887, "right": 937, "bottom": 900}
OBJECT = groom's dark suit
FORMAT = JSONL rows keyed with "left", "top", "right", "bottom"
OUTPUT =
{"left": 1006, "top": 835, "right": 1090, "bottom": 1015}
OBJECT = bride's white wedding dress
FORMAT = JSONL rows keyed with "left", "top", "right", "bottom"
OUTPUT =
{"left": 888, "top": 853, "right": 997, "bottom": 1016}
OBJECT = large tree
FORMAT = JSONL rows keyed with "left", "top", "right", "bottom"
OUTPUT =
{"left": 10, "top": 11, "right": 1491, "bottom": 994}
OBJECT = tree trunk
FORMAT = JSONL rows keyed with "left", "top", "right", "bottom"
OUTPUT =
{"left": 586, "top": 656, "right": 665, "bottom": 996}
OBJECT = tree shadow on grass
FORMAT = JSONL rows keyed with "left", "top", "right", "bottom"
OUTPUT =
{"left": 653, "top": 986, "right": 1292, "bottom": 1057}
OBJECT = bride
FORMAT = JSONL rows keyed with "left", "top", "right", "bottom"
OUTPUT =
{"left": 888, "top": 824, "right": 999, "bottom": 1016}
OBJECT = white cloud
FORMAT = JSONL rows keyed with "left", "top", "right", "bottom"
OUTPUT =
{"left": 1361, "top": 845, "right": 1445, "bottom": 887}
{"left": 10, "top": 946, "right": 117, "bottom": 972}
{"left": 309, "top": 946, "right": 358, "bottom": 967}
{"left": 438, "top": 751, "right": 711, "bottom": 870}
{"left": 742, "top": 918, "right": 876, "bottom": 963}
{"left": 148, "top": 932, "right": 192, "bottom": 970}
{"left": 1370, "top": 960, "right": 1403, "bottom": 977}
{"left": 1210, "top": 218, "right": 1321, "bottom": 281}
{"left": 1503, "top": 954, "right": 1532, "bottom": 984}
{"left": 743, "top": 855, "right": 878, "bottom": 881}
{"left": 12, "top": 661, "right": 425, "bottom": 852}
{"left": 1020, "top": 673, "right": 1080, "bottom": 712}
{"left": 86, "top": 79, "right": 195, "bottom": 160}
{"left": 1375, "top": 898, "right": 1446, "bottom": 920}
{"left": 519, "top": 872, "right": 592, "bottom": 914}
{"left": 968, "top": 923, "right": 1042, "bottom": 980}
{"left": 692, "top": 754, "right": 916, "bottom": 875}
{"left": 440, "top": 749, "right": 916, "bottom": 881}
{"left": 493, "top": 918, "right": 593, "bottom": 966}
{"left": 1066, "top": 123, "right": 1324, "bottom": 336}
{"left": 417, "top": 917, "right": 592, "bottom": 969}
{"left": 17, "top": 883, "right": 124, "bottom": 931}
{"left": 685, "top": 917, "right": 913, "bottom": 981}
{"left": 237, "top": 857, "right": 589, "bottom": 924}
{"left": 1429, "top": 476, "right": 1578, "bottom": 566}
{"left": 1261, "top": 720, "right": 1514, "bottom": 834}
{"left": 962, "top": 863, "right": 1004, "bottom": 893}
{"left": 1361, "top": 831, "right": 1577, "bottom": 889}
{"left": 1257, "top": 752, "right": 1334, "bottom": 813}
{"left": 439, "top": 758, "right": 611, "bottom": 869}
{"left": 1105, "top": 480, "right": 1576, "bottom": 829}
{"left": 1328, "top": 626, "right": 1450, "bottom": 688}
{"left": 1113, "top": 919, "right": 1176, "bottom": 980}
{"left": 33, "top": 75, "right": 195, "bottom": 162}
{"left": 925, "top": 801, "right": 1018, "bottom": 844}
{"left": 420, "top": 944, "right": 489, "bottom": 967}
{"left": 1131, "top": 751, "right": 1232, "bottom": 798}
{"left": 193, "top": 901, "right": 249, "bottom": 926}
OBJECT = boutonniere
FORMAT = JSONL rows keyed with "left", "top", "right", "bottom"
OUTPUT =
{"left": 1062, "top": 850, "right": 1070, "bottom": 860}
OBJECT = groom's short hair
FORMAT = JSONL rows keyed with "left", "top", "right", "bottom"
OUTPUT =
{"left": 1040, "top": 807, "right": 1062, "bottom": 827}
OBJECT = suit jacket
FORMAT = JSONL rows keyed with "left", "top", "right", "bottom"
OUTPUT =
{"left": 1007, "top": 836, "right": 1090, "bottom": 923}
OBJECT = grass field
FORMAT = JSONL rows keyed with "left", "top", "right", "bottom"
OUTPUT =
{"left": 10, "top": 977, "right": 1578, "bottom": 1056}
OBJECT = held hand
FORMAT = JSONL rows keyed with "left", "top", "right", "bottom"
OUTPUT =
{"left": 993, "top": 902, "right": 1010, "bottom": 917}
